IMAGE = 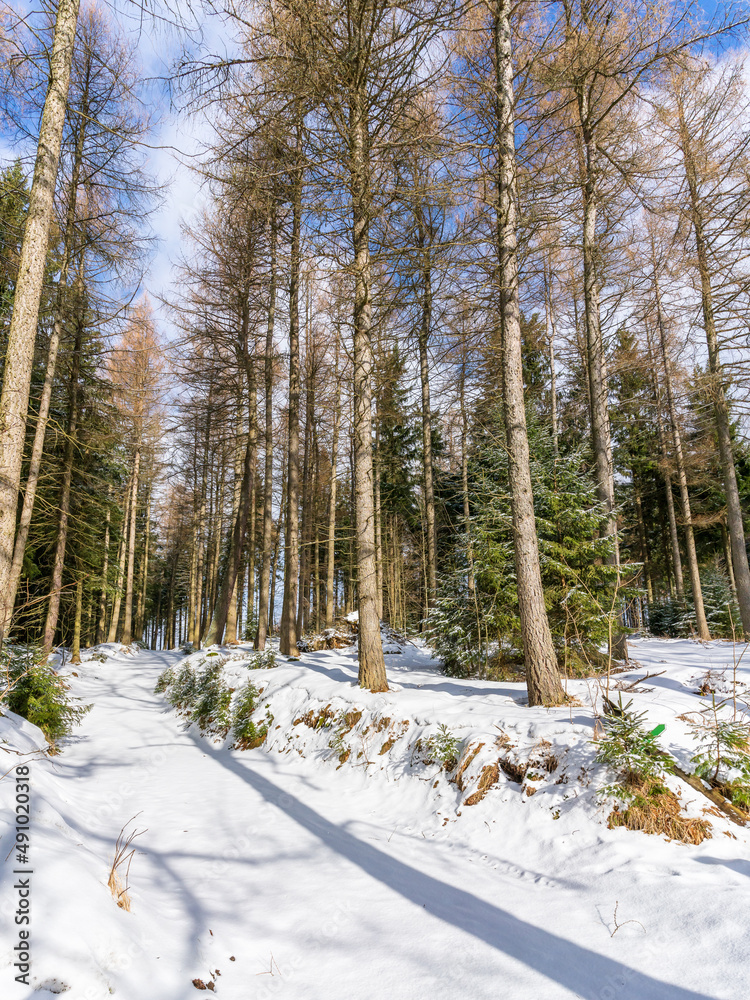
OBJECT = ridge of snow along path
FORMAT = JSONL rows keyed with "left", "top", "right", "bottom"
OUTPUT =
{"left": 1, "top": 638, "right": 749, "bottom": 999}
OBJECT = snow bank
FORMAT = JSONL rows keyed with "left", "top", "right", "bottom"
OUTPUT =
{"left": 1, "top": 637, "right": 748, "bottom": 999}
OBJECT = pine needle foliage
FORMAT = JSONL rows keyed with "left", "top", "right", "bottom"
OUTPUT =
{"left": 231, "top": 682, "right": 272, "bottom": 750}
{"left": 1, "top": 644, "right": 89, "bottom": 745}
{"left": 688, "top": 695, "right": 750, "bottom": 811}
{"left": 594, "top": 696, "right": 673, "bottom": 783}
{"left": 649, "top": 565, "right": 741, "bottom": 638}
{"left": 425, "top": 421, "right": 627, "bottom": 677}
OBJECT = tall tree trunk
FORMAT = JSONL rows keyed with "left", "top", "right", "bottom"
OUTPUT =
{"left": 543, "top": 254, "right": 559, "bottom": 457}
{"left": 269, "top": 519, "right": 281, "bottom": 635}
{"left": 0, "top": 0, "right": 81, "bottom": 642}
{"left": 3, "top": 115, "right": 88, "bottom": 635}
{"left": 255, "top": 211, "right": 277, "bottom": 649}
{"left": 165, "top": 545, "right": 176, "bottom": 649}
{"left": 188, "top": 502, "right": 199, "bottom": 644}
{"left": 204, "top": 312, "right": 257, "bottom": 646}
{"left": 246, "top": 369, "right": 259, "bottom": 629}
{"left": 494, "top": 3, "right": 563, "bottom": 706}
{"left": 350, "top": 73, "right": 387, "bottom": 692}
{"left": 459, "top": 353, "right": 475, "bottom": 597}
{"left": 107, "top": 481, "right": 131, "bottom": 643}
{"left": 634, "top": 488, "right": 654, "bottom": 604}
{"left": 121, "top": 448, "right": 141, "bottom": 645}
{"left": 135, "top": 482, "right": 151, "bottom": 641}
{"left": 203, "top": 415, "right": 255, "bottom": 646}
{"left": 721, "top": 521, "right": 738, "bottom": 601}
{"left": 192, "top": 422, "right": 209, "bottom": 644}
{"left": 677, "top": 99, "right": 750, "bottom": 635}
{"left": 71, "top": 575, "right": 83, "bottom": 664}
{"left": 312, "top": 422, "right": 321, "bottom": 630}
{"left": 95, "top": 489, "right": 111, "bottom": 644}
{"left": 43, "top": 303, "right": 83, "bottom": 653}
{"left": 578, "top": 74, "right": 627, "bottom": 663}
{"left": 646, "top": 323, "right": 685, "bottom": 601}
{"left": 652, "top": 284, "right": 709, "bottom": 637}
{"left": 325, "top": 347, "right": 341, "bottom": 628}
{"left": 152, "top": 573, "right": 162, "bottom": 650}
{"left": 417, "top": 252, "right": 437, "bottom": 604}
{"left": 580, "top": 120, "right": 616, "bottom": 543}
{"left": 298, "top": 336, "right": 313, "bottom": 635}
{"left": 280, "top": 127, "right": 302, "bottom": 657}
{"left": 373, "top": 426, "right": 384, "bottom": 620}
{"left": 226, "top": 399, "right": 245, "bottom": 645}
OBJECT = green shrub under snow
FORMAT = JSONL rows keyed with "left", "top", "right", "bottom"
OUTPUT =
{"left": 191, "top": 663, "right": 232, "bottom": 735}
{"left": 232, "top": 683, "right": 273, "bottom": 749}
{"left": 155, "top": 656, "right": 272, "bottom": 748}
{"left": 687, "top": 696, "right": 750, "bottom": 812}
{"left": 247, "top": 648, "right": 276, "bottom": 670}
{"left": 420, "top": 724, "right": 462, "bottom": 770}
{"left": 594, "top": 696, "right": 673, "bottom": 785}
{"left": 1, "top": 644, "right": 90, "bottom": 747}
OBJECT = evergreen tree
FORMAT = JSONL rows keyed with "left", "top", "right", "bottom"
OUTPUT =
{"left": 426, "top": 418, "right": 625, "bottom": 679}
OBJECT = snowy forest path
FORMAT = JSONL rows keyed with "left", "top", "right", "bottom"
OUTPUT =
{"left": 45, "top": 647, "right": 725, "bottom": 1000}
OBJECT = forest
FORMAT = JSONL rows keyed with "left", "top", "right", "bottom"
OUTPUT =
{"left": 2, "top": 2, "right": 750, "bottom": 998}
{"left": 3, "top": 0, "right": 750, "bottom": 707}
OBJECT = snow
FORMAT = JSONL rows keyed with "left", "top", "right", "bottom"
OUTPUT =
{"left": 1, "top": 636, "right": 749, "bottom": 998}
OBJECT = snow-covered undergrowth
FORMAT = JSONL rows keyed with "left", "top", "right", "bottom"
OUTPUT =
{"left": 159, "top": 636, "right": 750, "bottom": 846}
{"left": 2, "top": 636, "right": 750, "bottom": 999}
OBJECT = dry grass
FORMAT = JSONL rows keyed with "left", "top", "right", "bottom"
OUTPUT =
{"left": 340, "top": 710, "right": 363, "bottom": 732}
{"left": 108, "top": 869, "right": 131, "bottom": 912}
{"left": 608, "top": 773, "right": 712, "bottom": 844}
{"left": 464, "top": 762, "right": 500, "bottom": 806}
{"left": 499, "top": 756, "right": 527, "bottom": 784}
{"left": 108, "top": 814, "right": 146, "bottom": 910}
{"left": 454, "top": 743, "right": 484, "bottom": 791}
{"left": 293, "top": 705, "right": 336, "bottom": 729}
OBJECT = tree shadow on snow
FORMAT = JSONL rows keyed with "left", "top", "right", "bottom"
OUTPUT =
{"left": 195, "top": 736, "right": 716, "bottom": 1000}
{"left": 694, "top": 855, "right": 750, "bottom": 879}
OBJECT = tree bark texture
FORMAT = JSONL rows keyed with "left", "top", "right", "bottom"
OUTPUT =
{"left": 0, "top": 0, "right": 81, "bottom": 642}
{"left": 677, "top": 103, "right": 750, "bottom": 635}
{"left": 494, "top": 3, "right": 563, "bottom": 706}
{"left": 350, "top": 77, "right": 387, "bottom": 692}
{"left": 280, "top": 134, "right": 302, "bottom": 657}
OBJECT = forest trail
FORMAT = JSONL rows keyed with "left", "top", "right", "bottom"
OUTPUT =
{"left": 5, "top": 642, "right": 747, "bottom": 1000}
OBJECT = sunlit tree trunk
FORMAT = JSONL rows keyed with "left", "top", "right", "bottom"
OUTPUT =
{"left": 0, "top": 0, "right": 81, "bottom": 642}
{"left": 107, "top": 482, "right": 131, "bottom": 643}
{"left": 71, "top": 576, "right": 83, "bottom": 664}
{"left": 135, "top": 482, "right": 152, "bottom": 641}
{"left": 493, "top": 1, "right": 563, "bottom": 705}
{"left": 676, "top": 99, "right": 750, "bottom": 636}
{"left": 3, "top": 114, "right": 88, "bottom": 635}
{"left": 325, "top": 343, "right": 341, "bottom": 628}
{"left": 280, "top": 124, "right": 303, "bottom": 657}
{"left": 255, "top": 211, "right": 277, "bottom": 649}
{"left": 652, "top": 279, "right": 709, "bottom": 638}
{"left": 121, "top": 448, "right": 141, "bottom": 645}
{"left": 350, "top": 70, "right": 387, "bottom": 692}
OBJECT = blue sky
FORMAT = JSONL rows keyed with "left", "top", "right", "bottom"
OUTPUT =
{"left": 0, "top": 0, "right": 740, "bottom": 343}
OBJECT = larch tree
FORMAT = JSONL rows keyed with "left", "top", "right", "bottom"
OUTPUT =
{"left": 0, "top": 0, "right": 81, "bottom": 642}
{"left": 656, "top": 56, "right": 750, "bottom": 635}
{"left": 454, "top": 0, "right": 565, "bottom": 705}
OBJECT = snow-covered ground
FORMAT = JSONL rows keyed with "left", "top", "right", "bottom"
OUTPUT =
{"left": 1, "top": 636, "right": 749, "bottom": 999}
